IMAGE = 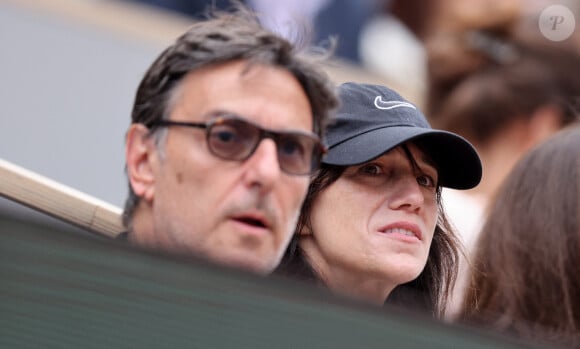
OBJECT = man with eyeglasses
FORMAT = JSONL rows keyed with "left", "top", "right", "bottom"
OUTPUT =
{"left": 122, "top": 5, "right": 338, "bottom": 274}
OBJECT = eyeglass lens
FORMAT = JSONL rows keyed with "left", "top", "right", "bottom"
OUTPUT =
{"left": 207, "top": 118, "right": 319, "bottom": 175}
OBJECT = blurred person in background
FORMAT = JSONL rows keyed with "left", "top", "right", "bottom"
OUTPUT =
{"left": 128, "top": 0, "right": 382, "bottom": 64}
{"left": 360, "top": 0, "right": 580, "bottom": 137}
{"left": 122, "top": 5, "right": 338, "bottom": 274}
{"left": 277, "top": 82, "right": 481, "bottom": 318}
{"left": 358, "top": 0, "right": 440, "bottom": 105}
{"left": 459, "top": 124, "right": 580, "bottom": 348}
{"left": 128, "top": 0, "right": 430, "bottom": 101}
{"left": 423, "top": 0, "right": 580, "bottom": 316}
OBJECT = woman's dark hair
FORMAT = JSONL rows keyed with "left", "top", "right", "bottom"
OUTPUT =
{"left": 459, "top": 125, "right": 580, "bottom": 347}
{"left": 277, "top": 144, "right": 461, "bottom": 318}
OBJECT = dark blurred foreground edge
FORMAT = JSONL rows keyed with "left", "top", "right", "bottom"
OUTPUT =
{"left": 0, "top": 215, "right": 545, "bottom": 349}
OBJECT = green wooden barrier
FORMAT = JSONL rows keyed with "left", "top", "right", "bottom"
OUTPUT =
{"left": 0, "top": 215, "right": 546, "bottom": 348}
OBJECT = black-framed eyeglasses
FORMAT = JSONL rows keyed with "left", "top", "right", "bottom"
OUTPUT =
{"left": 150, "top": 114, "right": 326, "bottom": 175}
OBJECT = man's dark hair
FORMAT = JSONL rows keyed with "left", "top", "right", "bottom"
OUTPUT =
{"left": 123, "top": 4, "right": 338, "bottom": 229}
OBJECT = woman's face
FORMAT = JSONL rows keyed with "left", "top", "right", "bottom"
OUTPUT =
{"left": 300, "top": 144, "right": 439, "bottom": 297}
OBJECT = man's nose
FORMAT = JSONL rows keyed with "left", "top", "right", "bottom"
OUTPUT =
{"left": 242, "top": 138, "right": 282, "bottom": 191}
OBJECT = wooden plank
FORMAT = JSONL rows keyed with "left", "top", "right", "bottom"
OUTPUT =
{"left": 0, "top": 0, "right": 192, "bottom": 46}
{"left": 0, "top": 158, "right": 123, "bottom": 238}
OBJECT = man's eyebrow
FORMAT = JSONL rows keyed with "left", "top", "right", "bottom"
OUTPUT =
{"left": 202, "top": 109, "right": 238, "bottom": 120}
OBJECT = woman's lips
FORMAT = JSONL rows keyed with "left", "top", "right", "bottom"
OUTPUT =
{"left": 378, "top": 221, "right": 422, "bottom": 241}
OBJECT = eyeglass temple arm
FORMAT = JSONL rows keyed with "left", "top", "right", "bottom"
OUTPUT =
{"left": 0, "top": 158, "right": 123, "bottom": 238}
{"left": 153, "top": 120, "right": 207, "bottom": 129}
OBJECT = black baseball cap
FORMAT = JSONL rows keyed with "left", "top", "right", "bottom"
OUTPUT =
{"left": 323, "top": 83, "right": 482, "bottom": 190}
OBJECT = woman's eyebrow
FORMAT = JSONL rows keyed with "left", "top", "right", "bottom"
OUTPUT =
{"left": 401, "top": 145, "right": 437, "bottom": 173}
{"left": 410, "top": 151, "right": 438, "bottom": 177}
{"left": 418, "top": 154, "right": 437, "bottom": 171}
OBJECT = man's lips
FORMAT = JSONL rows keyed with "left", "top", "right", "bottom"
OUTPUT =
{"left": 378, "top": 221, "right": 422, "bottom": 241}
{"left": 230, "top": 212, "right": 271, "bottom": 231}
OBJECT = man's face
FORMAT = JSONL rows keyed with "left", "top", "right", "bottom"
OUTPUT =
{"left": 128, "top": 60, "right": 313, "bottom": 274}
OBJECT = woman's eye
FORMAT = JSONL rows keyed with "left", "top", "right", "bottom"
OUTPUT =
{"left": 417, "top": 174, "right": 435, "bottom": 188}
{"left": 359, "top": 163, "right": 382, "bottom": 175}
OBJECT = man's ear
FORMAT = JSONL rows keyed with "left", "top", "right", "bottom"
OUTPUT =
{"left": 125, "top": 124, "right": 158, "bottom": 202}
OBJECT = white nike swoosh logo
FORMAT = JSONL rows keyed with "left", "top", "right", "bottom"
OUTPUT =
{"left": 374, "top": 96, "right": 416, "bottom": 110}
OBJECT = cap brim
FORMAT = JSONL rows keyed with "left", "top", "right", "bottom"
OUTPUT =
{"left": 322, "top": 126, "right": 482, "bottom": 190}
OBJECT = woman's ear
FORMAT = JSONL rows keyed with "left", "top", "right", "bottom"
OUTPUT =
{"left": 125, "top": 124, "right": 158, "bottom": 202}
